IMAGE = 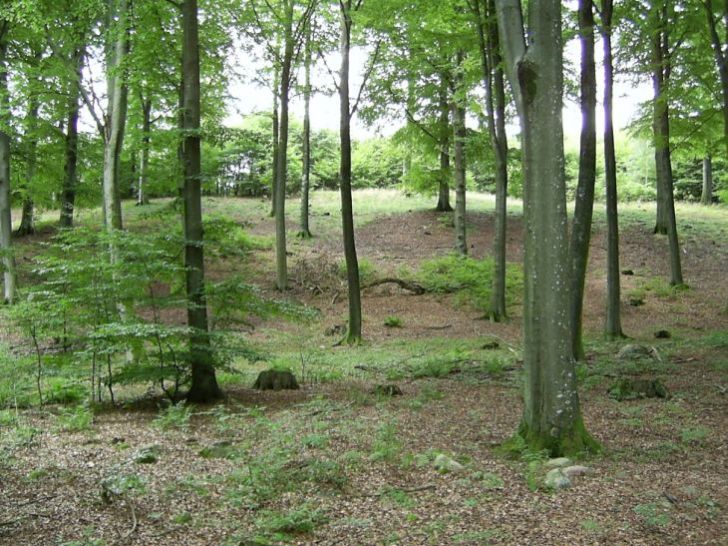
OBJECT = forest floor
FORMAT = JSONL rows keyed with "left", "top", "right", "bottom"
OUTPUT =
{"left": 1, "top": 190, "right": 728, "bottom": 546}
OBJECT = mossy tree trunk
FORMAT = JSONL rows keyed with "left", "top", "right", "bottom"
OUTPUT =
{"left": 436, "top": 74, "right": 453, "bottom": 213}
{"left": 0, "top": 25, "right": 16, "bottom": 304}
{"left": 60, "top": 44, "right": 84, "bottom": 228}
{"left": 701, "top": 155, "right": 713, "bottom": 205}
{"left": 452, "top": 52, "right": 467, "bottom": 256}
{"left": 496, "top": 0, "right": 598, "bottom": 456}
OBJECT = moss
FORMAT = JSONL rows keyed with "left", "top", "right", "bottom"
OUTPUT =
{"left": 517, "top": 417, "right": 601, "bottom": 458}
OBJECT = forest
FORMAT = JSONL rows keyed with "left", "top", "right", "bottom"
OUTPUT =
{"left": 0, "top": 0, "right": 727, "bottom": 544}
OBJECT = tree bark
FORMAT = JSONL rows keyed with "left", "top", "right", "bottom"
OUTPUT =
{"left": 102, "top": 0, "right": 129, "bottom": 231}
{"left": 339, "top": 0, "right": 362, "bottom": 344}
{"left": 703, "top": 0, "right": 728, "bottom": 161}
{"left": 651, "top": 2, "right": 683, "bottom": 286}
{"left": 182, "top": 0, "right": 223, "bottom": 402}
{"left": 0, "top": 26, "right": 16, "bottom": 303}
{"left": 496, "top": 0, "right": 597, "bottom": 455}
{"left": 18, "top": 93, "right": 39, "bottom": 237}
{"left": 568, "top": 0, "right": 597, "bottom": 362}
{"left": 274, "top": 1, "right": 294, "bottom": 291}
{"left": 602, "top": 0, "right": 623, "bottom": 340}
{"left": 270, "top": 59, "right": 280, "bottom": 217}
{"left": 474, "top": 0, "right": 509, "bottom": 321}
{"left": 436, "top": 75, "right": 453, "bottom": 212}
{"left": 701, "top": 155, "right": 713, "bottom": 205}
{"left": 60, "top": 45, "right": 84, "bottom": 228}
{"left": 452, "top": 54, "right": 467, "bottom": 256}
{"left": 138, "top": 95, "right": 152, "bottom": 206}
{"left": 298, "top": 20, "right": 313, "bottom": 238}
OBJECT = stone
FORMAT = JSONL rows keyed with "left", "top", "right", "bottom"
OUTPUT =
{"left": 622, "top": 269, "right": 635, "bottom": 276}
{"left": 433, "top": 454, "right": 465, "bottom": 474}
{"left": 617, "top": 344, "right": 652, "bottom": 361}
{"left": 544, "top": 468, "right": 571, "bottom": 490}
{"left": 252, "top": 370, "right": 300, "bottom": 391}
{"left": 609, "top": 378, "right": 669, "bottom": 401}
{"left": 545, "top": 457, "right": 571, "bottom": 468}
{"left": 563, "top": 465, "right": 593, "bottom": 478}
{"left": 654, "top": 330, "right": 671, "bottom": 339}
{"left": 132, "top": 444, "right": 161, "bottom": 464}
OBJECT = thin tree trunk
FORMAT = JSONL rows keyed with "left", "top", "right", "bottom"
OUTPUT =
{"left": 18, "top": 95, "right": 39, "bottom": 237}
{"left": 602, "top": 0, "right": 623, "bottom": 340}
{"left": 436, "top": 75, "right": 453, "bottom": 212}
{"left": 270, "top": 60, "right": 280, "bottom": 217}
{"left": 60, "top": 45, "right": 84, "bottom": 228}
{"left": 474, "top": 0, "right": 509, "bottom": 321}
{"left": 0, "top": 27, "right": 16, "bottom": 303}
{"left": 496, "top": 0, "right": 596, "bottom": 455}
{"left": 298, "top": 21, "right": 313, "bottom": 238}
{"left": 568, "top": 0, "right": 597, "bottom": 362}
{"left": 182, "top": 0, "right": 222, "bottom": 403}
{"left": 701, "top": 155, "right": 713, "bottom": 205}
{"left": 103, "top": 0, "right": 129, "bottom": 231}
{"left": 452, "top": 54, "right": 467, "bottom": 256}
{"left": 339, "top": 0, "right": 362, "bottom": 344}
{"left": 703, "top": 0, "right": 728, "bottom": 161}
{"left": 651, "top": 3, "right": 683, "bottom": 286}
{"left": 274, "top": 2, "right": 294, "bottom": 291}
{"left": 138, "top": 95, "right": 151, "bottom": 206}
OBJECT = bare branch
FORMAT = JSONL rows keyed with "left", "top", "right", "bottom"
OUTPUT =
{"left": 350, "top": 40, "right": 382, "bottom": 118}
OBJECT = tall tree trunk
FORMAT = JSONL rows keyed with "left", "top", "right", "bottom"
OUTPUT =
{"left": 270, "top": 60, "right": 280, "bottom": 217}
{"left": 274, "top": 2, "right": 294, "bottom": 291}
{"left": 138, "top": 95, "right": 151, "bottom": 206}
{"left": 103, "top": 0, "right": 129, "bottom": 231}
{"left": 703, "top": 0, "right": 728, "bottom": 161}
{"left": 18, "top": 93, "right": 40, "bottom": 237}
{"left": 474, "top": 0, "right": 509, "bottom": 321}
{"left": 339, "top": 0, "right": 362, "bottom": 344}
{"left": 60, "top": 45, "right": 84, "bottom": 228}
{"left": 602, "top": 0, "right": 623, "bottom": 340}
{"left": 298, "top": 21, "right": 313, "bottom": 238}
{"left": 568, "top": 0, "right": 597, "bottom": 362}
{"left": 496, "top": 0, "right": 597, "bottom": 456}
{"left": 701, "top": 155, "right": 713, "bottom": 205}
{"left": 0, "top": 27, "right": 16, "bottom": 304}
{"left": 651, "top": 3, "right": 683, "bottom": 286}
{"left": 436, "top": 75, "right": 453, "bottom": 212}
{"left": 452, "top": 54, "right": 467, "bottom": 256}
{"left": 182, "top": 0, "right": 222, "bottom": 403}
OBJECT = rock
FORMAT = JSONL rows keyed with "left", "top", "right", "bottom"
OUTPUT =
{"left": 252, "top": 370, "right": 300, "bottom": 391}
{"left": 133, "top": 444, "right": 161, "bottom": 464}
{"left": 609, "top": 378, "right": 669, "bottom": 401}
{"left": 563, "top": 465, "right": 593, "bottom": 478}
{"left": 654, "top": 330, "right": 671, "bottom": 339}
{"left": 433, "top": 454, "right": 465, "bottom": 474}
{"left": 545, "top": 457, "right": 572, "bottom": 468}
{"left": 372, "top": 384, "right": 403, "bottom": 396}
{"left": 544, "top": 468, "right": 571, "bottom": 490}
{"left": 199, "top": 440, "right": 236, "bottom": 459}
{"left": 111, "top": 437, "right": 125, "bottom": 445}
{"left": 617, "top": 344, "right": 652, "bottom": 361}
{"left": 622, "top": 269, "right": 635, "bottom": 276}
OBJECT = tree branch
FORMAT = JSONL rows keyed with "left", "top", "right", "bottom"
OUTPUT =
{"left": 350, "top": 40, "right": 382, "bottom": 118}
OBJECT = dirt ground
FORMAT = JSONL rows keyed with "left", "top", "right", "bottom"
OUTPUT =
{"left": 1, "top": 203, "right": 727, "bottom": 546}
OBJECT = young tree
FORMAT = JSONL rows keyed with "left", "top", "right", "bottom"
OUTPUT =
{"left": 703, "top": 0, "right": 728, "bottom": 160}
{"left": 181, "top": 0, "right": 223, "bottom": 402}
{"left": 298, "top": 20, "right": 313, "bottom": 238}
{"left": 0, "top": 20, "right": 15, "bottom": 303}
{"left": 452, "top": 52, "right": 467, "bottom": 256}
{"left": 568, "top": 0, "right": 597, "bottom": 361}
{"left": 496, "top": 0, "right": 597, "bottom": 454}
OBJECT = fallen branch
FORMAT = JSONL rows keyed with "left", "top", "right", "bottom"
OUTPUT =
{"left": 122, "top": 498, "right": 137, "bottom": 539}
{"left": 363, "top": 278, "right": 426, "bottom": 295}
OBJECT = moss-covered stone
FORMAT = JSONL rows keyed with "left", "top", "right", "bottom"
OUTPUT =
{"left": 252, "top": 369, "right": 300, "bottom": 391}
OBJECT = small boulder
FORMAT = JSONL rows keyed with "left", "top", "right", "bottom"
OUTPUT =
{"left": 544, "top": 468, "right": 571, "bottom": 490}
{"left": 252, "top": 370, "right": 300, "bottom": 391}
{"left": 563, "top": 465, "right": 593, "bottom": 478}
{"left": 132, "top": 444, "right": 161, "bottom": 464}
{"left": 545, "top": 457, "right": 571, "bottom": 468}
{"left": 433, "top": 454, "right": 465, "bottom": 474}
{"left": 617, "top": 344, "right": 652, "bottom": 361}
{"left": 609, "top": 378, "right": 669, "bottom": 401}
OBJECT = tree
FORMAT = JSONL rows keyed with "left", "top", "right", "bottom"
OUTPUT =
{"left": 298, "top": 19, "right": 313, "bottom": 238}
{"left": 0, "top": 19, "right": 15, "bottom": 303}
{"left": 452, "top": 51, "right": 467, "bottom": 256}
{"left": 181, "top": 0, "right": 223, "bottom": 402}
{"left": 703, "top": 0, "right": 728, "bottom": 161}
{"left": 601, "top": 0, "right": 624, "bottom": 340}
{"left": 495, "top": 0, "right": 597, "bottom": 454}
{"left": 568, "top": 0, "right": 597, "bottom": 361}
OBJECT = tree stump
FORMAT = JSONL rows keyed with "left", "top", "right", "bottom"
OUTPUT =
{"left": 252, "top": 370, "right": 300, "bottom": 391}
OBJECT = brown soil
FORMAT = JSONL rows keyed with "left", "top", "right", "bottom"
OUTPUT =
{"left": 2, "top": 204, "right": 727, "bottom": 546}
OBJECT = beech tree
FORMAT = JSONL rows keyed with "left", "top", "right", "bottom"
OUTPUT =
{"left": 0, "top": 19, "right": 14, "bottom": 303}
{"left": 495, "top": 0, "right": 597, "bottom": 454}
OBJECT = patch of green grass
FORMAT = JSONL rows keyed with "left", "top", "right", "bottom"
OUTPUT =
{"left": 255, "top": 504, "right": 326, "bottom": 539}
{"left": 680, "top": 425, "right": 710, "bottom": 445}
{"left": 369, "top": 421, "right": 402, "bottom": 462}
{"left": 153, "top": 401, "right": 192, "bottom": 432}
{"left": 633, "top": 501, "right": 671, "bottom": 527}
{"left": 580, "top": 519, "right": 602, "bottom": 533}
{"left": 472, "top": 471, "right": 505, "bottom": 490}
{"left": 382, "top": 487, "right": 416, "bottom": 508}
{"left": 56, "top": 404, "right": 94, "bottom": 433}
{"left": 384, "top": 316, "right": 403, "bottom": 328}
